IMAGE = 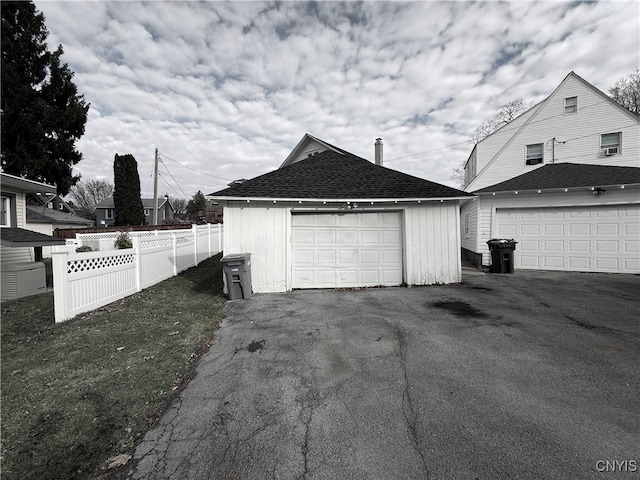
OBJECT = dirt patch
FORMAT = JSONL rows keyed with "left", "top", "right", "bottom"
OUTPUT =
{"left": 432, "top": 301, "right": 487, "bottom": 318}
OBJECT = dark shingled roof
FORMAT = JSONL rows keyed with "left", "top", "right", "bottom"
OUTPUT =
{"left": 1, "top": 228, "right": 66, "bottom": 247}
{"left": 473, "top": 163, "right": 640, "bottom": 193}
{"left": 210, "top": 150, "right": 472, "bottom": 200}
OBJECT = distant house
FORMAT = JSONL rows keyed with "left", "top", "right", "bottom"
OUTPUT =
{"left": 26, "top": 203, "right": 93, "bottom": 257}
{"left": 204, "top": 201, "right": 223, "bottom": 223}
{"left": 461, "top": 71, "right": 640, "bottom": 273}
{"left": 209, "top": 133, "right": 472, "bottom": 293}
{"left": 1, "top": 173, "right": 66, "bottom": 300}
{"left": 95, "top": 196, "right": 175, "bottom": 226}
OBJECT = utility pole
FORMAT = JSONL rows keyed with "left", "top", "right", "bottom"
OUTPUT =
{"left": 153, "top": 148, "right": 159, "bottom": 225}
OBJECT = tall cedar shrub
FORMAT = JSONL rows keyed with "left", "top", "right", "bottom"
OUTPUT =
{"left": 113, "top": 153, "right": 145, "bottom": 226}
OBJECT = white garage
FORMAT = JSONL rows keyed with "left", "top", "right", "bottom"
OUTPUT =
{"left": 210, "top": 134, "right": 472, "bottom": 293}
{"left": 291, "top": 212, "right": 403, "bottom": 288}
{"left": 496, "top": 205, "right": 640, "bottom": 274}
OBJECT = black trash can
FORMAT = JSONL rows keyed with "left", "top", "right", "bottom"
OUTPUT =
{"left": 220, "top": 253, "right": 252, "bottom": 299}
{"left": 486, "top": 239, "right": 518, "bottom": 273}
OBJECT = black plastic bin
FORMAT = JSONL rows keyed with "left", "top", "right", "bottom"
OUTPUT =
{"left": 486, "top": 239, "right": 518, "bottom": 273}
{"left": 220, "top": 253, "right": 252, "bottom": 299}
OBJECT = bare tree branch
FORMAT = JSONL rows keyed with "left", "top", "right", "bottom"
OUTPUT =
{"left": 69, "top": 179, "right": 113, "bottom": 220}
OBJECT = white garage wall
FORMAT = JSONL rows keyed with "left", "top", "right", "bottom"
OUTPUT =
{"left": 223, "top": 200, "right": 463, "bottom": 292}
{"left": 404, "top": 202, "right": 461, "bottom": 285}
{"left": 223, "top": 201, "right": 290, "bottom": 293}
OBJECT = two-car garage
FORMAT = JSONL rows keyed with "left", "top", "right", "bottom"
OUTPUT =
{"left": 495, "top": 204, "right": 640, "bottom": 274}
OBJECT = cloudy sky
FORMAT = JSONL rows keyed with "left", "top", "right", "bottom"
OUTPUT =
{"left": 35, "top": 0, "right": 639, "bottom": 200}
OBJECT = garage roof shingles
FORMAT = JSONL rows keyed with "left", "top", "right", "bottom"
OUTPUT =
{"left": 473, "top": 163, "right": 640, "bottom": 193}
{"left": 210, "top": 150, "right": 472, "bottom": 200}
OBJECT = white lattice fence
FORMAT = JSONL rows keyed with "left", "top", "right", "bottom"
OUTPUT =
{"left": 52, "top": 224, "right": 223, "bottom": 322}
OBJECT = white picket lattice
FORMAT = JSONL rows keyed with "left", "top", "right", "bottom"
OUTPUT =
{"left": 52, "top": 224, "right": 223, "bottom": 322}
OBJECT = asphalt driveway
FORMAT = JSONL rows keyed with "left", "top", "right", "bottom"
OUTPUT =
{"left": 125, "top": 270, "right": 639, "bottom": 480}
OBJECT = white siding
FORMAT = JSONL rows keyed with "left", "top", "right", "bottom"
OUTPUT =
{"left": 223, "top": 201, "right": 290, "bottom": 293}
{"left": 1, "top": 189, "right": 34, "bottom": 265}
{"left": 289, "top": 139, "right": 330, "bottom": 165}
{"left": 25, "top": 222, "right": 55, "bottom": 257}
{"left": 466, "top": 74, "right": 640, "bottom": 192}
{"left": 460, "top": 200, "right": 478, "bottom": 252}
{"left": 403, "top": 202, "right": 461, "bottom": 285}
{"left": 222, "top": 200, "right": 462, "bottom": 292}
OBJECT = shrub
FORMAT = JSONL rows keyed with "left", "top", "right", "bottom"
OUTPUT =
{"left": 114, "top": 232, "right": 133, "bottom": 249}
{"left": 75, "top": 245, "right": 92, "bottom": 253}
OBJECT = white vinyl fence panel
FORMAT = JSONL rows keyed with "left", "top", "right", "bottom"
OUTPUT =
{"left": 52, "top": 224, "right": 223, "bottom": 323}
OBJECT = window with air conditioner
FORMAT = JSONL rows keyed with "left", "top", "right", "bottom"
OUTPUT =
{"left": 564, "top": 96, "right": 577, "bottom": 114}
{"left": 601, "top": 132, "right": 621, "bottom": 156}
{"left": 525, "top": 143, "right": 544, "bottom": 165}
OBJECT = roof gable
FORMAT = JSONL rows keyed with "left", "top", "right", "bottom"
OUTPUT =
{"left": 210, "top": 148, "right": 471, "bottom": 201}
{"left": 279, "top": 133, "right": 351, "bottom": 169}
{"left": 473, "top": 163, "right": 640, "bottom": 193}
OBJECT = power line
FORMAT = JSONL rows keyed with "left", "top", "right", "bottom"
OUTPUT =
{"left": 158, "top": 152, "right": 234, "bottom": 181}
{"left": 159, "top": 160, "right": 190, "bottom": 198}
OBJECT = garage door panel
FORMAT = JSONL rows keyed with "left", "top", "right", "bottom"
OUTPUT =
{"left": 361, "top": 230, "right": 380, "bottom": 243}
{"left": 293, "top": 230, "right": 315, "bottom": 243}
{"left": 339, "top": 230, "right": 357, "bottom": 243}
{"left": 317, "top": 230, "right": 337, "bottom": 243}
{"left": 521, "top": 224, "right": 539, "bottom": 235}
{"left": 569, "top": 257, "right": 590, "bottom": 269}
{"left": 292, "top": 213, "right": 403, "bottom": 288}
{"left": 569, "top": 240, "right": 590, "bottom": 252}
{"left": 496, "top": 205, "right": 639, "bottom": 274}
{"left": 570, "top": 223, "right": 590, "bottom": 235}
{"left": 361, "top": 250, "right": 379, "bottom": 263}
{"left": 317, "top": 250, "right": 336, "bottom": 265}
{"left": 596, "top": 224, "right": 618, "bottom": 235}
{"left": 544, "top": 225, "right": 563, "bottom": 235}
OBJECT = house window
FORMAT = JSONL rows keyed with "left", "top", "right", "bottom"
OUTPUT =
{"left": 564, "top": 96, "right": 577, "bottom": 114}
{"left": 106, "top": 209, "right": 114, "bottom": 220}
{"left": 601, "top": 132, "right": 621, "bottom": 155}
{"left": 525, "top": 143, "right": 544, "bottom": 165}
{"left": 1, "top": 196, "right": 11, "bottom": 227}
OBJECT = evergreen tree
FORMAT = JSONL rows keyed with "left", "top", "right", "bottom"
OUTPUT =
{"left": 1, "top": 1, "right": 89, "bottom": 195}
{"left": 113, "top": 154, "right": 145, "bottom": 226}
{"left": 186, "top": 191, "right": 207, "bottom": 222}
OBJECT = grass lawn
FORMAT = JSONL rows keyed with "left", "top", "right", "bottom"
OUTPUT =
{"left": 1, "top": 254, "right": 226, "bottom": 480}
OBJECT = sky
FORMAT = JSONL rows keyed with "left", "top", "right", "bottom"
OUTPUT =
{"left": 34, "top": 0, "right": 639, "bottom": 200}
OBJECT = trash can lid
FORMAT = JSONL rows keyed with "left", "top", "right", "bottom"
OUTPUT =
{"left": 486, "top": 238, "right": 517, "bottom": 244}
{"left": 221, "top": 253, "right": 251, "bottom": 263}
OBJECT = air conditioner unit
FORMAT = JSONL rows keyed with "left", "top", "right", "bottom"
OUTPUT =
{"left": 603, "top": 147, "right": 619, "bottom": 156}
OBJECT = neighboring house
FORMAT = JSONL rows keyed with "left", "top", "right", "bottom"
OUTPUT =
{"left": 95, "top": 196, "right": 175, "bottom": 226}
{"left": 28, "top": 192, "right": 77, "bottom": 214}
{"left": 26, "top": 204, "right": 94, "bottom": 257}
{"left": 204, "top": 201, "right": 223, "bottom": 223}
{"left": 461, "top": 71, "right": 640, "bottom": 273}
{"left": 1, "top": 173, "right": 66, "bottom": 300}
{"left": 209, "top": 133, "right": 473, "bottom": 293}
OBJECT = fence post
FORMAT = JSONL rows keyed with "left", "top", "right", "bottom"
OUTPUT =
{"left": 208, "top": 223, "right": 212, "bottom": 258}
{"left": 193, "top": 224, "right": 198, "bottom": 267}
{"left": 51, "top": 250, "right": 70, "bottom": 323}
{"left": 173, "top": 232, "right": 178, "bottom": 276}
{"left": 133, "top": 237, "right": 142, "bottom": 292}
{"left": 218, "top": 223, "right": 222, "bottom": 254}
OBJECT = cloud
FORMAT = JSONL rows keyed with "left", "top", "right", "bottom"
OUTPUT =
{"left": 34, "top": 0, "right": 639, "bottom": 198}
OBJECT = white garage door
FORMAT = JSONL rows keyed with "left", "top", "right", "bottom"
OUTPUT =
{"left": 292, "top": 212, "right": 403, "bottom": 288}
{"left": 496, "top": 205, "right": 640, "bottom": 273}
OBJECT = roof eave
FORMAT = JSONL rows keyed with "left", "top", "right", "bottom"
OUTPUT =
{"left": 475, "top": 183, "right": 640, "bottom": 195}
{"left": 208, "top": 195, "right": 473, "bottom": 203}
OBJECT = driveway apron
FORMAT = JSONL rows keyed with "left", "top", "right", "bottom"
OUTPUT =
{"left": 125, "top": 271, "right": 640, "bottom": 480}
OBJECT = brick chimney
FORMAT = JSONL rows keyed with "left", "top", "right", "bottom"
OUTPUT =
{"left": 375, "top": 138, "right": 383, "bottom": 166}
